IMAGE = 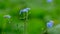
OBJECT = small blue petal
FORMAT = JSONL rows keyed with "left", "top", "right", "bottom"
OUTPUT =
{"left": 20, "top": 8, "right": 30, "bottom": 14}
{"left": 47, "top": 21, "right": 53, "bottom": 28}
{"left": 47, "top": 0, "right": 52, "bottom": 2}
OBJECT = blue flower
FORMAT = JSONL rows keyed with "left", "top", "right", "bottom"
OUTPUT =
{"left": 47, "top": 20, "right": 54, "bottom": 28}
{"left": 47, "top": 0, "right": 52, "bottom": 3}
{"left": 20, "top": 8, "right": 30, "bottom": 14}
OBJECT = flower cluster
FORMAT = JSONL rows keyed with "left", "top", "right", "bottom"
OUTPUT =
{"left": 20, "top": 8, "right": 30, "bottom": 14}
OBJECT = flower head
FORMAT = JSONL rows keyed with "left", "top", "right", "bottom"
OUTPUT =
{"left": 4, "top": 15, "right": 11, "bottom": 19}
{"left": 25, "top": 8, "right": 30, "bottom": 10}
{"left": 20, "top": 8, "right": 30, "bottom": 14}
{"left": 47, "top": 0, "right": 52, "bottom": 3}
{"left": 47, "top": 20, "right": 54, "bottom": 28}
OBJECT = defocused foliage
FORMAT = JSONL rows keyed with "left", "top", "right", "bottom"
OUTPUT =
{"left": 0, "top": 0, "right": 60, "bottom": 34}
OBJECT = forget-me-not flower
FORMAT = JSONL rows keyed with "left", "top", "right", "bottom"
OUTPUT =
{"left": 47, "top": 0, "right": 52, "bottom": 3}
{"left": 20, "top": 8, "right": 30, "bottom": 14}
{"left": 47, "top": 20, "right": 54, "bottom": 28}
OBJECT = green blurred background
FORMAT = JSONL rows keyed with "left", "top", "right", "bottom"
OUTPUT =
{"left": 0, "top": 0, "right": 60, "bottom": 34}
